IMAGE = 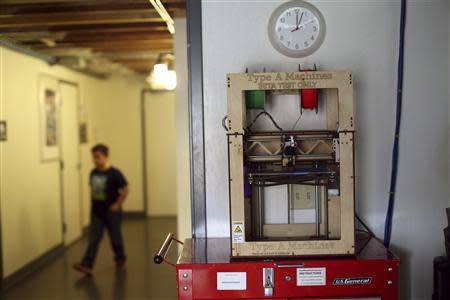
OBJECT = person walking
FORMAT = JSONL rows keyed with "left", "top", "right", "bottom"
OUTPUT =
{"left": 73, "top": 144, "right": 129, "bottom": 275}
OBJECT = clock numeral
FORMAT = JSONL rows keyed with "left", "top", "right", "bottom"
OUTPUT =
{"left": 277, "top": 27, "right": 281, "bottom": 32}
{"left": 304, "top": 11, "right": 308, "bottom": 16}
{"left": 295, "top": 43, "right": 299, "bottom": 49}
{"left": 295, "top": 8, "right": 300, "bottom": 14}
{"left": 304, "top": 41, "right": 309, "bottom": 47}
{"left": 280, "top": 35, "right": 284, "bottom": 41}
{"left": 313, "top": 26, "right": 318, "bottom": 32}
{"left": 287, "top": 41, "right": 291, "bottom": 47}
{"left": 280, "top": 17, "right": 285, "bottom": 23}
{"left": 311, "top": 35, "right": 315, "bottom": 41}
{"left": 287, "top": 11, "right": 291, "bottom": 17}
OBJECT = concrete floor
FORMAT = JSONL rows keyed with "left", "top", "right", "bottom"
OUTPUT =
{"left": 2, "top": 217, "right": 179, "bottom": 300}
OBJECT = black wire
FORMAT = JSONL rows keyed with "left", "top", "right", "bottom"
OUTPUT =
{"left": 246, "top": 110, "right": 283, "bottom": 132}
{"left": 356, "top": 214, "right": 376, "bottom": 238}
{"left": 221, "top": 115, "right": 229, "bottom": 131}
{"left": 384, "top": 0, "right": 407, "bottom": 249}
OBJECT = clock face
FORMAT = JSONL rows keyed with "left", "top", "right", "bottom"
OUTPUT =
{"left": 268, "top": 1, "right": 326, "bottom": 58}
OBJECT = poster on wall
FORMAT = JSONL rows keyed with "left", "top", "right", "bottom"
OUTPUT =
{"left": 39, "top": 75, "right": 60, "bottom": 161}
{"left": 79, "top": 123, "right": 88, "bottom": 144}
{"left": 0, "top": 121, "right": 6, "bottom": 141}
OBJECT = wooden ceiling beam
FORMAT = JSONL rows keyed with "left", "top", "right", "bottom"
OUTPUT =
{"left": 20, "top": 33, "right": 173, "bottom": 44}
{"left": 0, "top": 0, "right": 185, "bottom": 76}
{"left": 0, "top": 10, "right": 163, "bottom": 29}
{"left": 0, "top": 1, "right": 185, "bottom": 15}
{"left": 63, "top": 32, "right": 173, "bottom": 43}
{"left": 27, "top": 39, "right": 172, "bottom": 49}
{"left": 30, "top": 43, "right": 173, "bottom": 53}
{"left": 0, "top": 22, "right": 168, "bottom": 34}
{"left": 93, "top": 45, "right": 173, "bottom": 54}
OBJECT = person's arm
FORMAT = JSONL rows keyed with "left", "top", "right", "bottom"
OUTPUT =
{"left": 110, "top": 185, "right": 129, "bottom": 211}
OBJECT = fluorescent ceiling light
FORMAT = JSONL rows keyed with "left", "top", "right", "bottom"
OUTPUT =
{"left": 153, "top": 63, "right": 168, "bottom": 85}
{"left": 164, "top": 70, "right": 177, "bottom": 90}
{"left": 149, "top": 0, "right": 175, "bottom": 34}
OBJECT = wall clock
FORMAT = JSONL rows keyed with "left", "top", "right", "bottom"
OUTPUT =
{"left": 268, "top": 1, "right": 326, "bottom": 58}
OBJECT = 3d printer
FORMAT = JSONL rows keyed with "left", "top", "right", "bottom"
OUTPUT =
{"left": 226, "top": 70, "right": 355, "bottom": 257}
{"left": 155, "top": 69, "right": 399, "bottom": 300}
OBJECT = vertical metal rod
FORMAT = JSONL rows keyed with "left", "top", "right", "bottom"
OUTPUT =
{"left": 287, "top": 184, "right": 291, "bottom": 224}
{"left": 314, "top": 163, "right": 320, "bottom": 237}
{"left": 259, "top": 183, "right": 264, "bottom": 239}
{"left": 255, "top": 185, "right": 259, "bottom": 239}
{"left": 323, "top": 185, "right": 329, "bottom": 239}
{"left": 315, "top": 184, "right": 320, "bottom": 237}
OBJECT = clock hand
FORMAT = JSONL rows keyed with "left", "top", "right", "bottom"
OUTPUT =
{"left": 291, "top": 11, "right": 303, "bottom": 32}
{"left": 297, "top": 12, "right": 304, "bottom": 27}
{"left": 299, "top": 18, "right": 314, "bottom": 29}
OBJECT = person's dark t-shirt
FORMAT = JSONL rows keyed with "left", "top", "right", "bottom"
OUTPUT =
{"left": 90, "top": 167, "right": 128, "bottom": 213}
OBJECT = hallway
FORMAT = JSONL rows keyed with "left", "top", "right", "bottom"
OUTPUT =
{"left": 1, "top": 217, "right": 178, "bottom": 300}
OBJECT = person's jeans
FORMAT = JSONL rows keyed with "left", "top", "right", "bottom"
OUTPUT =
{"left": 81, "top": 210, "right": 126, "bottom": 268}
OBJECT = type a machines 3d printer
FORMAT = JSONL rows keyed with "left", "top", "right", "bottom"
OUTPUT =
{"left": 155, "top": 70, "right": 400, "bottom": 300}
{"left": 227, "top": 70, "right": 354, "bottom": 258}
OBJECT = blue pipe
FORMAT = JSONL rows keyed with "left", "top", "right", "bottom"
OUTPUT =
{"left": 384, "top": 0, "right": 407, "bottom": 248}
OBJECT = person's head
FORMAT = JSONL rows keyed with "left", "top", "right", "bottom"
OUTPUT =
{"left": 91, "top": 144, "right": 109, "bottom": 169}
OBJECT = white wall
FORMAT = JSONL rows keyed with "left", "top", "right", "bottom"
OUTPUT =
{"left": 0, "top": 48, "right": 63, "bottom": 278}
{"left": 202, "top": 1, "right": 449, "bottom": 299}
{"left": 174, "top": 18, "right": 192, "bottom": 243}
{"left": 0, "top": 46, "right": 146, "bottom": 277}
{"left": 88, "top": 75, "right": 146, "bottom": 213}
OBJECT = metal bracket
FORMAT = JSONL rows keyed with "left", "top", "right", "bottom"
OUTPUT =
{"left": 263, "top": 268, "right": 274, "bottom": 297}
{"left": 332, "top": 138, "right": 340, "bottom": 162}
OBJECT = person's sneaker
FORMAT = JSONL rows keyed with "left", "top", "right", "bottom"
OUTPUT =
{"left": 73, "top": 263, "right": 93, "bottom": 275}
{"left": 116, "top": 261, "right": 126, "bottom": 270}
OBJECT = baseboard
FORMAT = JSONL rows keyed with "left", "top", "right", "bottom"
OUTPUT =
{"left": 147, "top": 215, "right": 177, "bottom": 218}
{"left": 2, "top": 244, "right": 65, "bottom": 291}
{"left": 123, "top": 211, "right": 146, "bottom": 219}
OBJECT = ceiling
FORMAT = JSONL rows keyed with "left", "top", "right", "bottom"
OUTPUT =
{"left": 0, "top": 0, "right": 186, "bottom": 77}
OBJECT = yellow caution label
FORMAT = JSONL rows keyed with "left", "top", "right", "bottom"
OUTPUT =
{"left": 232, "top": 222, "right": 245, "bottom": 243}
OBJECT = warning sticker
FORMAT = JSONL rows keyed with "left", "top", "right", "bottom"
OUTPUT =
{"left": 297, "top": 268, "right": 326, "bottom": 286}
{"left": 232, "top": 222, "right": 245, "bottom": 243}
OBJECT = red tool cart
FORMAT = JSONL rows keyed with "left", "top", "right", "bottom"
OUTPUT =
{"left": 154, "top": 232, "right": 399, "bottom": 300}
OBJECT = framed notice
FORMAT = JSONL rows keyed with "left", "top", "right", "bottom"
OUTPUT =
{"left": 79, "top": 123, "right": 88, "bottom": 144}
{"left": 39, "top": 75, "right": 60, "bottom": 161}
{"left": 0, "top": 121, "right": 6, "bottom": 141}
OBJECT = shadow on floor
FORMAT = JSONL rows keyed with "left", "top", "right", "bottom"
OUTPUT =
{"left": 2, "top": 217, "right": 179, "bottom": 300}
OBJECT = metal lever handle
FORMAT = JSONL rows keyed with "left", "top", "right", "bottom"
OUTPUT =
{"left": 263, "top": 268, "right": 274, "bottom": 297}
{"left": 153, "top": 232, "right": 183, "bottom": 267}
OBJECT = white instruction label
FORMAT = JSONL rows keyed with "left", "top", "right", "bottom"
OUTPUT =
{"left": 232, "top": 222, "right": 245, "bottom": 243}
{"left": 217, "top": 272, "right": 247, "bottom": 290}
{"left": 297, "top": 268, "right": 326, "bottom": 286}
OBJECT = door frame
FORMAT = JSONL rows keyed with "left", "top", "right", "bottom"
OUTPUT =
{"left": 140, "top": 88, "right": 151, "bottom": 216}
{"left": 186, "top": 0, "right": 207, "bottom": 239}
{"left": 58, "top": 79, "right": 83, "bottom": 245}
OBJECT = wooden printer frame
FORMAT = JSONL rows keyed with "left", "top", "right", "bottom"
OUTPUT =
{"left": 226, "top": 70, "right": 355, "bottom": 257}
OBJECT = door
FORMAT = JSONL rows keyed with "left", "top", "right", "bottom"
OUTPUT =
{"left": 60, "top": 82, "right": 82, "bottom": 245}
